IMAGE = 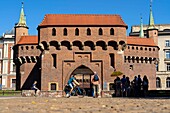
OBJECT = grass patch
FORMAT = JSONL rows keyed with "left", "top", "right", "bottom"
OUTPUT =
{"left": 0, "top": 90, "right": 21, "bottom": 96}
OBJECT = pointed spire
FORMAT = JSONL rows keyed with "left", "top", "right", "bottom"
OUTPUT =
{"left": 139, "top": 15, "right": 144, "bottom": 38}
{"left": 16, "top": 2, "right": 27, "bottom": 27}
{"left": 148, "top": 0, "right": 155, "bottom": 29}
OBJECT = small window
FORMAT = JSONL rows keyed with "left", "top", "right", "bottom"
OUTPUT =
{"left": 166, "top": 51, "right": 170, "bottom": 59}
{"left": 12, "top": 79, "right": 16, "bottom": 88}
{"left": 26, "top": 46, "right": 29, "bottom": 50}
{"left": 87, "top": 28, "right": 91, "bottom": 35}
{"left": 156, "top": 77, "right": 161, "bottom": 88}
{"left": 166, "top": 77, "right": 170, "bottom": 88}
{"left": 110, "top": 28, "right": 114, "bottom": 35}
{"left": 51, "top": 83, "right": 56, "bottom": 90}
{"left": 52, "top": 54, "right": 57, "bottom": 68}
{"left": 31, "top": 46, "right": 34, "bottom": 49}
{"left": 110, "top": 54, "right": 115, "bottom": 68}
{"left": 140, "top": 47, "right": 143, "bottom": 50}
{"left": 165, "top": 40, "right": 170, "bottom": 47}
{"left": 75, "top": 28, "right": 79, "bottom": 36}
{"left": 99, "top": 28, "right": 103, "bottom": 35}
{"left": 13, "top": 64, "right": 16, "bottom": 72}
{"left": 63, "top": 28, "right": 67, "bottom": 36}
{"left": 167, "top": 63, "right": 170, "bottom": 71}
{"left": 130, "top": 65, "right": 133, "bottom": 70}
{"left": 156, "top": 64, "right": 158, "bottom": 71}
{"left": 132, "top": 47, "right": 134, "bottom": 50}
{"left": 52, "top": 28, "right": 56, "bottom": 36}
{"left": 21, "top": 46, "right": 24, "bottom": 50}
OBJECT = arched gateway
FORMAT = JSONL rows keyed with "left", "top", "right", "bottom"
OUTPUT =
{"left": 68, "top": 65, "right": 94, "bottom": 96}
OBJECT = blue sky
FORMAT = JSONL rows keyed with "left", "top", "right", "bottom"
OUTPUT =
{"left": 0, "top": 0, "right": 169, "bottom": 35}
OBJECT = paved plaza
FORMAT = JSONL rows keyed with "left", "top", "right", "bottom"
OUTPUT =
{"left": 0, "top": 97, "right": 169, "bottom": 113}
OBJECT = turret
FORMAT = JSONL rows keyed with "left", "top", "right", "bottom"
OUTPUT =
{"left": 146, "top": 0, "right": 158, "bottom": 45}
{"left": 139, "top": 16, "right": 144, "bottom": 38}
{"left": 14, "top": 2, "right": 28, "bottom": 44}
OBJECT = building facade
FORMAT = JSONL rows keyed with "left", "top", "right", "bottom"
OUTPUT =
{"left": 129, "top": 1, "right": 170, "bottom": 90}
{"left": 130, "top": 24, "right": 170, "bottom": 90}
{"left": 13, "top": 4, "right": 159, "bottom": 96}
{"left": 0, "top": 30, "right": 16, "bottom": 90}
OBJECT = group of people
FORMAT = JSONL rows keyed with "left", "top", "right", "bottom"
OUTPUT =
{"left": 31, "top": 73, "right": 149, "bottom": 98}
{"left": 114, "top": 75, "right": 149, "bottom": 97}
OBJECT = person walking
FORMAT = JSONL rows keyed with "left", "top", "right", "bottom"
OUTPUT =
{"left": 142, "top": 75, "right": 149, "bottom": 97}
{"left": 121, "top": 75, "right": 127, "bottom": 97}
{"left": 114, "top": 77, "right": 121, "bottom": 97}
{"left": 91, "top": 72, "right": 100, "bottom": 98}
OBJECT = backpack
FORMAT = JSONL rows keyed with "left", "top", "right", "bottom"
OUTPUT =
{"left": 93, "top": 74, "right": 99, "bottom": 81}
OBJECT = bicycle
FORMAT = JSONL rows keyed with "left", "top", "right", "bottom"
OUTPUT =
{"left": 64, "top": 84, "right": 86, "bottom": 98}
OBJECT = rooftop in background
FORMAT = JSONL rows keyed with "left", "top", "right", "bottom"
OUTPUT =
{"left": 17, "top": 36, "right": 38, "bottom": 45}
{"left": 131, "top": 24, "right": 170, "bottom": 32}
{"left": 129, "top": 24, "right": 170, "bottom": 36}
{"left": 127, "top": 36, "right": 157, "bottom": 47}
{"left": 0, "top": 28, "right": 15, "bottom": 39}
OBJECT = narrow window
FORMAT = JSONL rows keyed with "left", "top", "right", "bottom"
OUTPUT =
{"left": 166, "top": 51, "right": 170, "bottom": 59}
{"left": 13, "top": 64, "right": 16, "bottom": 72}
{"left": 52, "top": 28, "right": 56, "bottom": 36}
{"left": 110, "top": 54, "right": 115, "bottom": 68}
{"left": 26, "top": 46, "right": 29, "bottom": 50}
{"left": 166, "top": 77, "right": 170, "bottom": 88}
{"left": 87, "top": 28, "right": 91, "bottom": 35}
{"left": 167, "top": 63, "right": 170, "bottom": 71}
{"left": 75, "top": 28, "right": 79, "bottom": 36}
{"left": 156, "top": 64, "right": 158, "bottom": 71}
{"left": 99, "top": 28, "right": 103, "bottom": 35}
{"left": 52, "top": 54, "right": 57, "bottom": 68}
{"left": 51, "top": 83, "right": 56, "bottom": 90}
{"left": 63, "top": 28, "right": 67, "bottom": 36}
{"left": 110, "top": 28, "right": 114, "bottom": 35}
{"left": 165, "top": 40, "right": 170, "bottom": 47}
{"left": 156, "top": 77, "right": 161, "bottom": 88}
{"left": 12, "top": 79, "right": 16, "bottom": 88}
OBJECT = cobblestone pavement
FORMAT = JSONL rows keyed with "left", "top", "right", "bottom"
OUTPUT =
{"left": 0, "top": 96, "right": 170, "bottom": 113}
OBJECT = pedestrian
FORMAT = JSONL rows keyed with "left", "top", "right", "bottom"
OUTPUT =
{"left": 91, "top": 72, "right": 100, "bottom": 98}
{"left": 132, "top": 76, "right": 137, "bottom": 97}
{"left": 136, "top": 75, "right": 142, "bottom": 97}
{"left": 114, "top": 77, "right": 121, "bottom": 97}
{"left": 126, "top": 77, "right": 131, "bottom": 97}
{"left": 121, "top": 75, "right": 127, "bottom": 97}
{"left": 142, "top": 75, "right": 149, "bottom": 97}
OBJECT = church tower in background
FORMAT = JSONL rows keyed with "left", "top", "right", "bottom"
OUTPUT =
{"left": 15, "top": 2, "right": 28, "bottom": 44}
{"left": 146, "top": 0, "right": 158, "bottom": 45}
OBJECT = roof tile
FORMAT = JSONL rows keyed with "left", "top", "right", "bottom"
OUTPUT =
{"left": 17, "top": 36, "right": 38, "bottom": 45}
{"left": 127, "top": 36, "right": 157, "bottom": 46}
{"left": 39, "top": 14, "right": 127, "bottom": 27}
